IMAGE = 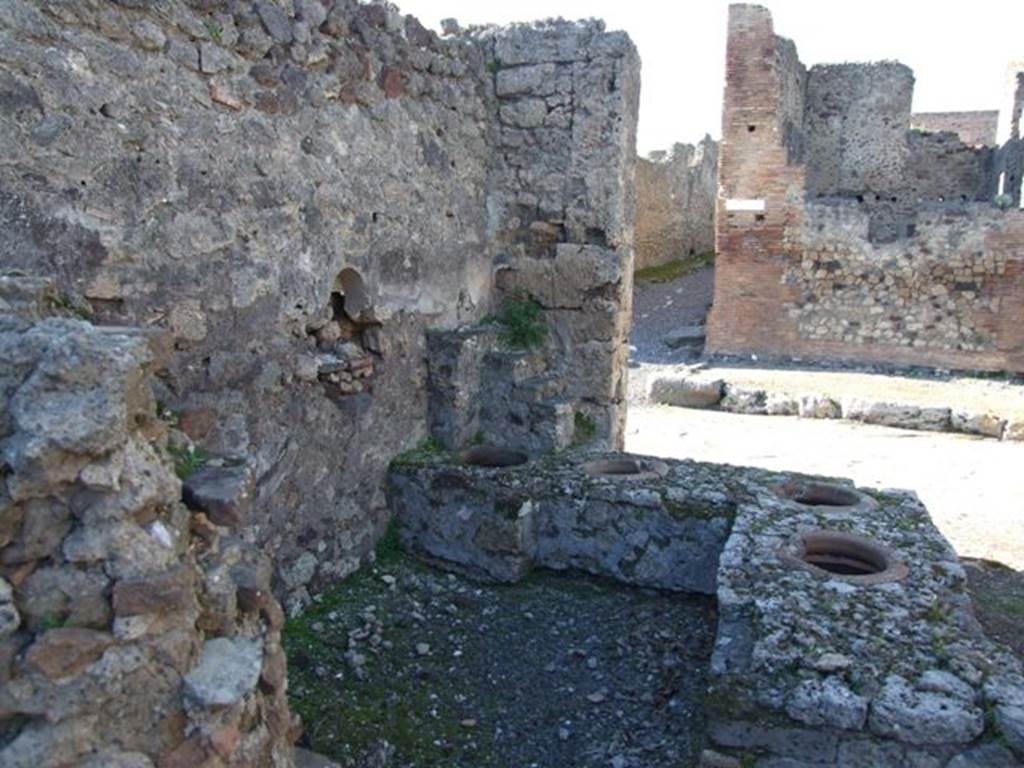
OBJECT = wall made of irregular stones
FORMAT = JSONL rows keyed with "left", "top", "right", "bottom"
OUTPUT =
{"left": 707, "top": 4, "right": 1024, "bottom": 373}
{"left": 0, "top": 1, "right": 641, "bottom": 611}
{"left": 804, "top": 63, "right": 916, "bottom": 198}
{"left": 783, "top": 204, "right": 1024, "bottom": 368}
{"left": 911, "top": 110, "right": 999, "bottom": 146}
{"left": 481, "top": 19, "right": 640, "bottom": 448}
{"left": 0, "top": 0, "right": 499, "bottom": 614}
{"left": 0, "top": 278, "right": 295, "bottom": 768}
{"left": 995, "top": 65, "right": 1024, "bottom": 207}
{"left": 634, "top": 136, "right": 718, "bottom": 270}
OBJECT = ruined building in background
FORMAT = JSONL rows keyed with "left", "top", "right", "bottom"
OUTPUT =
{"left": 708, "top": 5, "right": 1024, "bottom": 372}
{"left": 0, "top": 0, "right": 638, "bottom": 764}
{"left": 634, "top": 136, "right": 718, "bottom": 270}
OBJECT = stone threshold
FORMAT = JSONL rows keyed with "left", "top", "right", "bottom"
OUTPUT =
{"left": 649, "top": 372, "right": 1024, "bottom": 442}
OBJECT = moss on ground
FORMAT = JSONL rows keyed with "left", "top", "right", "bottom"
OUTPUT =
{"left": 390, "top": 437, "right": 447, "bottom": 467}
{"left": 283, "top": 552, "right": 715, "bottom": 767}
{"left": 965, "top": 559, "right": 1024, "bottom": 658}
{"left": 634, "top": 252, "right": 714, "bottom": 284}
{"left": 661, "top": 496, "right": 736, "bottom": 522}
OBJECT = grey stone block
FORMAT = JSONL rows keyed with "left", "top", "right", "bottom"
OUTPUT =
{"left": 868, "top": 675, "right": 984, "bottom": 745}
{"left": 708, "top": 720, "right": 838, "bottom": 763}
{"left": 663, "top": 325, "right": 706, "bottom": 350}
{"left": 787, "top": 676, "right": 868, "bottom": 731}
{"left": 183, "top": 636, "right": 263, "bottom": 707}
{"left": 649, "top": 376, "right": 723, "bottom": 408}
{"left": 182, "top": 464, "right": 255, "bottom": 528}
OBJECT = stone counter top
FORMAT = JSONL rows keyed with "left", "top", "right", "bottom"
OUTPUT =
{"left": 387, "top": 446, "right": 1024, "bottom": 766}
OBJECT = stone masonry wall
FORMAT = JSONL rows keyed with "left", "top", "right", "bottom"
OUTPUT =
{"left": 804, "top": 63, "right": 916, "bottom": 198}
{"left": 634, "top": 136, "right": 718, "bottom": 270}
{"left": 0, "top": 277, "right": 295, "bottom": 767}
{"left": 995, "top": 64, "right": 1024, "bottom": 207}
{"left": 707, "top": 4, "right": 1024, "bottom": 373}
{"left": 784, "top": 204, "right": 1024, "bottom": 364}
{"left": 0, "top": 2, "right": 640, "bottom": 609}
{"left": 911, "top": 111, "right": 999, "bottom": 147}
{"left": 0, "top": 0, "right": 498, "bottom": 613}
{"left": 481, "top": 19, "right": 641, "bottom": 449}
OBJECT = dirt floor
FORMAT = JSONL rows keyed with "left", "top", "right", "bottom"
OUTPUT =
{"left": 629, "top": 264, "right": 714, "bottom": 366}
{"left": 285, "top": 546, "right": 716, "bottom": 768}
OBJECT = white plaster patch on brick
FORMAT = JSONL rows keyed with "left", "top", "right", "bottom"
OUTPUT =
{"left": 725, "top": 198, "right": 766, "bottom": 212}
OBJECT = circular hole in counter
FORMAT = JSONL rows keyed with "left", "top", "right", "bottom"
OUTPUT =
{"left": 778, "top": 482, "right": 863, "bottom": 508}
{"left": 581, "top": 458, "right": 669, "bottom": 479}
{"left": 781, "top": 530, "right": 908, "bottom": 584}
{"left": 459, "top": 446, "right": 529, "bottom": 468}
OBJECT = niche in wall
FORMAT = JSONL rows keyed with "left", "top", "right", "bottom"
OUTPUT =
{"left": 305, "top": 267, "right": 383, "bottom": 397}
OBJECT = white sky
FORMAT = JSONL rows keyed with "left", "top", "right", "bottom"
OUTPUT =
{"left": 396, "top": 0, "right": 1024, "bottom": 155}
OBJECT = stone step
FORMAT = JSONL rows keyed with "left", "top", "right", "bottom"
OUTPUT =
{"left": 649, "top": 375, "right": 724, "bottom": 408}
{"left": 663, "top": 325, "right": 706, "bottom": 350}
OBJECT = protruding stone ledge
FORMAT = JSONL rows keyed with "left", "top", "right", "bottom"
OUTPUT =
{"left": 387, "top": 449, "right": 737, "bottom": 594}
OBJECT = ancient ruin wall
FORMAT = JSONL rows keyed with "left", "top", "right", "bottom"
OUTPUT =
{"left": 0, "top": 278, "right": 295, "bottom": 767}
{"left": 911, "top": 110, "right": 999, "bottom": 146}
{"left": 996, "top": 63, "right": 1024, "bottom": 207}
{"left": 634, "top": 137, "right": 718, "bottom": 270}
{"left": 0, "top": 2, "right": 638, "bottom": 611}
{"left": 804, "top": 63, "right": 916, "bottom": 198}
{"left": 0, "top": 0, "right": 500, "bottom": 613}
{"left": 485, "top": 20, "right": 641, "bottom": 448}
{"left": 706, "top": 5, "right": 808, "bottom": 357}
{"left": 707, "top": 4, "right": 1024, "bottom": 373}
{"left": 786, "top": 205, "right": 1024, "bottom": 366}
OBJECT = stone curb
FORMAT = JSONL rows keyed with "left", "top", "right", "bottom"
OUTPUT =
{"left": 650, "top": 376, "right": 1024, "bottom": 442}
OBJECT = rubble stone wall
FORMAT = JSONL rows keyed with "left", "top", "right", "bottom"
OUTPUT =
{"left": 910, "top": 110, "right": 999, "bottom": 147}
{"left": 0, "top": 278, "right": 295, "bottom": 768}
{"left": 707, "top": 4, "right": 1024, "bottom": 373}
{"left": 783, "top": 205, "right": 1024, "bottom": 363}
{"left": 634, "top": 137, "right": 718, "bottom": 270}
{"left": 804, "top": 63, "right": 916, "bottom": 198}
{"left": 0, "top": 2, "right": 640, "bottom": 609}
{"left": 388, "top": 451, "right": 737, "bottom": 592}
{"left": 483, "top": 20, "right": 640, "bottom": 448}
{"left": 995, "top": 65, "right": 1024, "bottom": 207}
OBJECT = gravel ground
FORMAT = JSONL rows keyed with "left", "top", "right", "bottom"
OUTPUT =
{"left": 285, "top": 551, "right": 715, "bottom": 768}
{"left": 964, "top": 559, "right": 1024, "bottom": 659}
{"left": 629, "top": 266, "right": 714, "bottom": 366}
